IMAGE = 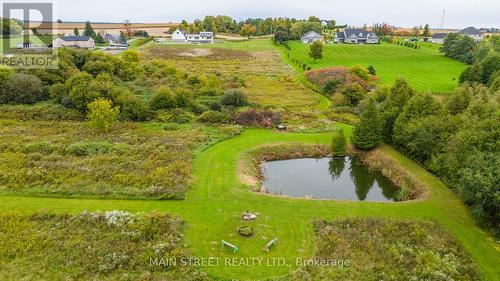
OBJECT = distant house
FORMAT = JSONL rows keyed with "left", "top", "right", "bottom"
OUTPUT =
{"left": 458, "top": 26, "right": 482, "bottom": 42}
{"left": 334, "top": 29, "right": 379, "bottom": 44}
{"left": 52, "top": 36, "right": 95, "bottom": 49}
{"left": 171, "top": 29, "right": 214, "bottom": 43}
{"left": 104, "top": 33, "right": 119, "bottom": 45}
{"left": 301, "top": 31, "right": 323, "bottom": 44}
{"left": 431, "top": 33, "right": 448, "bottom": 44}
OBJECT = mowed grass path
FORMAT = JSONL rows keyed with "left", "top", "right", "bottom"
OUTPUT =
{"left": 286, "top": 41, "right": 467, "bottom": 93}
{"left": 1, "top": 128, "right": 499, "bottom": 280}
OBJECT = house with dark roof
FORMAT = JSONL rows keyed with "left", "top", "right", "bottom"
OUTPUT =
{"left": 334, "top": 29, "right": 379, "bottom": 44}
{"left": 431, "top": 33, "right": 449, "bottom": 44}
{"left": 458, "top": 26, "right": 482, "bottom": 41}
{"left": 301, "top": 31, "right": 323, "bottom": 44}
{"left": 51, "top": 36, "right": 95, "bottom": 49}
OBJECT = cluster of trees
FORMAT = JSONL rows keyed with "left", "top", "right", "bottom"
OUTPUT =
{"left": 459, "top": 35, "right": 500, "bottom": 91}
{"left": 171, "top": 15, "right": 331, "bottom": 41}
{"left": 351, "top": 79, "right": 499, "bottom": 234}
{"left": 440, "top": 33, "right": 477, "bottom": 64}
{"left": 0, "top": 17, "right": 23, "bottom": 37}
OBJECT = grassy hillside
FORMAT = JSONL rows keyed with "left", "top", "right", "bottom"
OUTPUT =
{"left": 286, "top": 41, "right": 466, "bottom": 93}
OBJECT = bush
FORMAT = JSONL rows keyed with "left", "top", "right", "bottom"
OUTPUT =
{"left": 331, "top": 128, "right": 346, "bottom": 156}
{"left": 115, "top": 93, "right": 149, "bottom": 121}
{"left": 196, "top": 110, "right": 230, "bottom": 124}
{"left": 188, "top": 102, "right": 209, "bottom": 115}
{"left": 323, "top": 79, "right": 342, "bottom": 95}
{"left": 87, "top": 98, "right": 119, "bottom": 132}
{"left": 339, "top": 83, "right": 366, "bottom": 106}
{"left": 65, "top": 141, "right": 115, "bottom": 156}
{"left": 1, "top": 73, "right": 44, "bottom": 104}
{"left": 207, "top": 101, "right": 222, "bottom": 111}
{"left": 219, "top": 90, "right": 248, "bottom": 107}
{"left": 349, "top": 65, "right": 370, "bottom": 81}
{"left": 149, "top": 87, "right": 177, "bottom": 110}
{"left": 233, "top": 109, "right": 281, "bottom": 127}
{"left": 157, "top": 109, "right": 195, "bottom": 124}
{"left": 237, "top": 226, "right": 254, "bottom": 237}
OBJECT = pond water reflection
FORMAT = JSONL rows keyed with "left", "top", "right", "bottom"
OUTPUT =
{"left": 261, "top": 157, "right": 398, "bottom": 202}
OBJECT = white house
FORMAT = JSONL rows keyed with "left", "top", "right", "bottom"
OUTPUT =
{"left": 431, "top": 33, "right": 448, "bottom": 44}
{"left": 334, "top": 29, "right": 379, "bottom": 44}
{"left": 458, "top": 27, "right": 482, "bottom": 42}
{"left": 171, "top": 29, "right": 214, "bottom": 43}
{"left": 52, "top": 36, "right": 95, "bottom": 49}
{"left": 172, "top": 29, "right": 187, "bottom": 41}
{"left": 301, "top": 31, "right": 323, "bottom": 44}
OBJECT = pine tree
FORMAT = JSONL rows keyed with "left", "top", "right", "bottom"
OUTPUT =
{"left": 83, "top": 21, "right": 96, "bottom": 39}
{"left": 331, "top": 127, "right": 347, "bottom": 156}
{"left": 422, "top": 24, "right": 431, "bottom": 37}
{"left": 119, "top": 31, "right": 127, "bottom": 44}
{"left": 352, "top": 99, "right": 382, "bottom": 150}
{"left": 95, "top": 33, "right": 106, "bottom": 44}
{"left": 74, "top": 27, "right": 79, "bottom": 36}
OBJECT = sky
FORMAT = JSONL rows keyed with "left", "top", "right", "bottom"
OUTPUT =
{"left": 6, "top": 0, "right": 500, "bottom": 28}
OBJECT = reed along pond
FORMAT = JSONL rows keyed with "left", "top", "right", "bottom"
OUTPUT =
{"left": 261, "top": 157, "right": 398, "bottom": 202}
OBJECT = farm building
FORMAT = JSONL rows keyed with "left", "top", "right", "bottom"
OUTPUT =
{"left": 171, "top": 29, "right": 214, "bottom": 43}
{"left": 301, "top": 31, "right": 323, "bottom": 43}
{"left": 334, "top": 29, "right": 379, "bottom": 44}
{"left": 431, "top": 33, "right": 448, "bottom": 44}
{"left": 458, "top": 26, "right": 483, "bottom": 41}
{"left": 52, "top": 36, "right": 95, "bottom": 49}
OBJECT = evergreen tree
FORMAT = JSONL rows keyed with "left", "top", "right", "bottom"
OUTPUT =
{"left": 331, "top": 127, "right": 347, "bottom": 156}
{"left": 95, "top": 33, "right": 106, "bottom": 44}
{"left": 74, "top": 27, "right": 79, "bottom": 36}
{"left": 83, "top": 21, "right": 96, "bottom": 39}
{"left": 422, "top": 24, "right": 431, "bottom": 37}
{"left": 352, "top": 99, "right": 382, "bottom": 150}
{"left": 119, "top": 31, "right": 127, "bottom": 44}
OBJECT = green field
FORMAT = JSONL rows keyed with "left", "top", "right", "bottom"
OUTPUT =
{"left": 286, "top": 41, "right": 467, "bottom": 93}
{"left": 2, "top": 128, "right": 499, "bottom": 280}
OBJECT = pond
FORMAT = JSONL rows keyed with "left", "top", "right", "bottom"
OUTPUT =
{"left": 261, "top": 157, "right": 399, "bottom": 202}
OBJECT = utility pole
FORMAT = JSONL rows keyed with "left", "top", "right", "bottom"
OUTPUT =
{"left": 441, "top": 9, "right": 446, "bottom": 29}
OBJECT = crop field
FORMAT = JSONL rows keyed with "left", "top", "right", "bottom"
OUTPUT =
{"left": 285, "top": 41, "right": 467, "bottom": 93}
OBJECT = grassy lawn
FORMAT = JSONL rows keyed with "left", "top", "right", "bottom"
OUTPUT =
{"left": 285, "top": 41, "right": 467, "bottom": 93}
{"left": 1, "top": 128, "right": 499, "bottom": 280}
{"left": 0, "top": 36, "right": 53, "bottom": 53}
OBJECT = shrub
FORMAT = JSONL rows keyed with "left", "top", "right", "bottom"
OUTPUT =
{"left": 65, "top": 141, "right": 114, "bottom": 156}
{"left": 339, "top": 83, "right": 366, "bottom": 106}
{"left": 323, "top": 79, "right": 342, "bottom": 95}
{"left": 207, "top": 101, "right": 222, "bottom": 111}
{"left": 115, "top": 93, "right": 149, "bottom": 121}
{"left": 1, "top": 73, "right": 44, "bottom": 104}
{"left": 196, "top": 110, "right": 230, "bottom": 124}
{"left": 149, "top": 87, "right": 177, "bottom": 110}
{"left": 331, "top": 128, "right": 346, "bottom": 156}
{"left": 349, "top": 65, "right": 370, "bottom": 81}
{"left": 233, "top": 109, "right": 281, "bottom": 127}
{"left": 219, "top": 90, "right": 248, "bottom": 107}
{"left": 87, "top": 98, "right": 119, "bottom": 132}
{"left": 237, "top": 226, "right": 254, "bottom": 237}
{"left": 188, "top": 102, "right": 209, "bottom": 115}
{"left": 305, "top": 67, "right": 369, "bottom": 91}
{"left": 368, "top": 65, "right": 376, "bottom": 75}
{"left": 157, "top": 109, "right": 195, "bottom": 124}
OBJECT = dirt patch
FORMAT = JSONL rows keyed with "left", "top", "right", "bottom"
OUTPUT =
{"left": 144, "top": 45, "right": 252, "bottom": 60}
{"left": 177, "top": 48, "right": 212, "bottom": 57}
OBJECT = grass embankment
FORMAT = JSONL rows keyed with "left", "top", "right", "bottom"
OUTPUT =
{"left": 285, "top": 41, "right": 467, "bottom": 93}
{"left": 1, "top": 128, "right": 499, "bottom": 280}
